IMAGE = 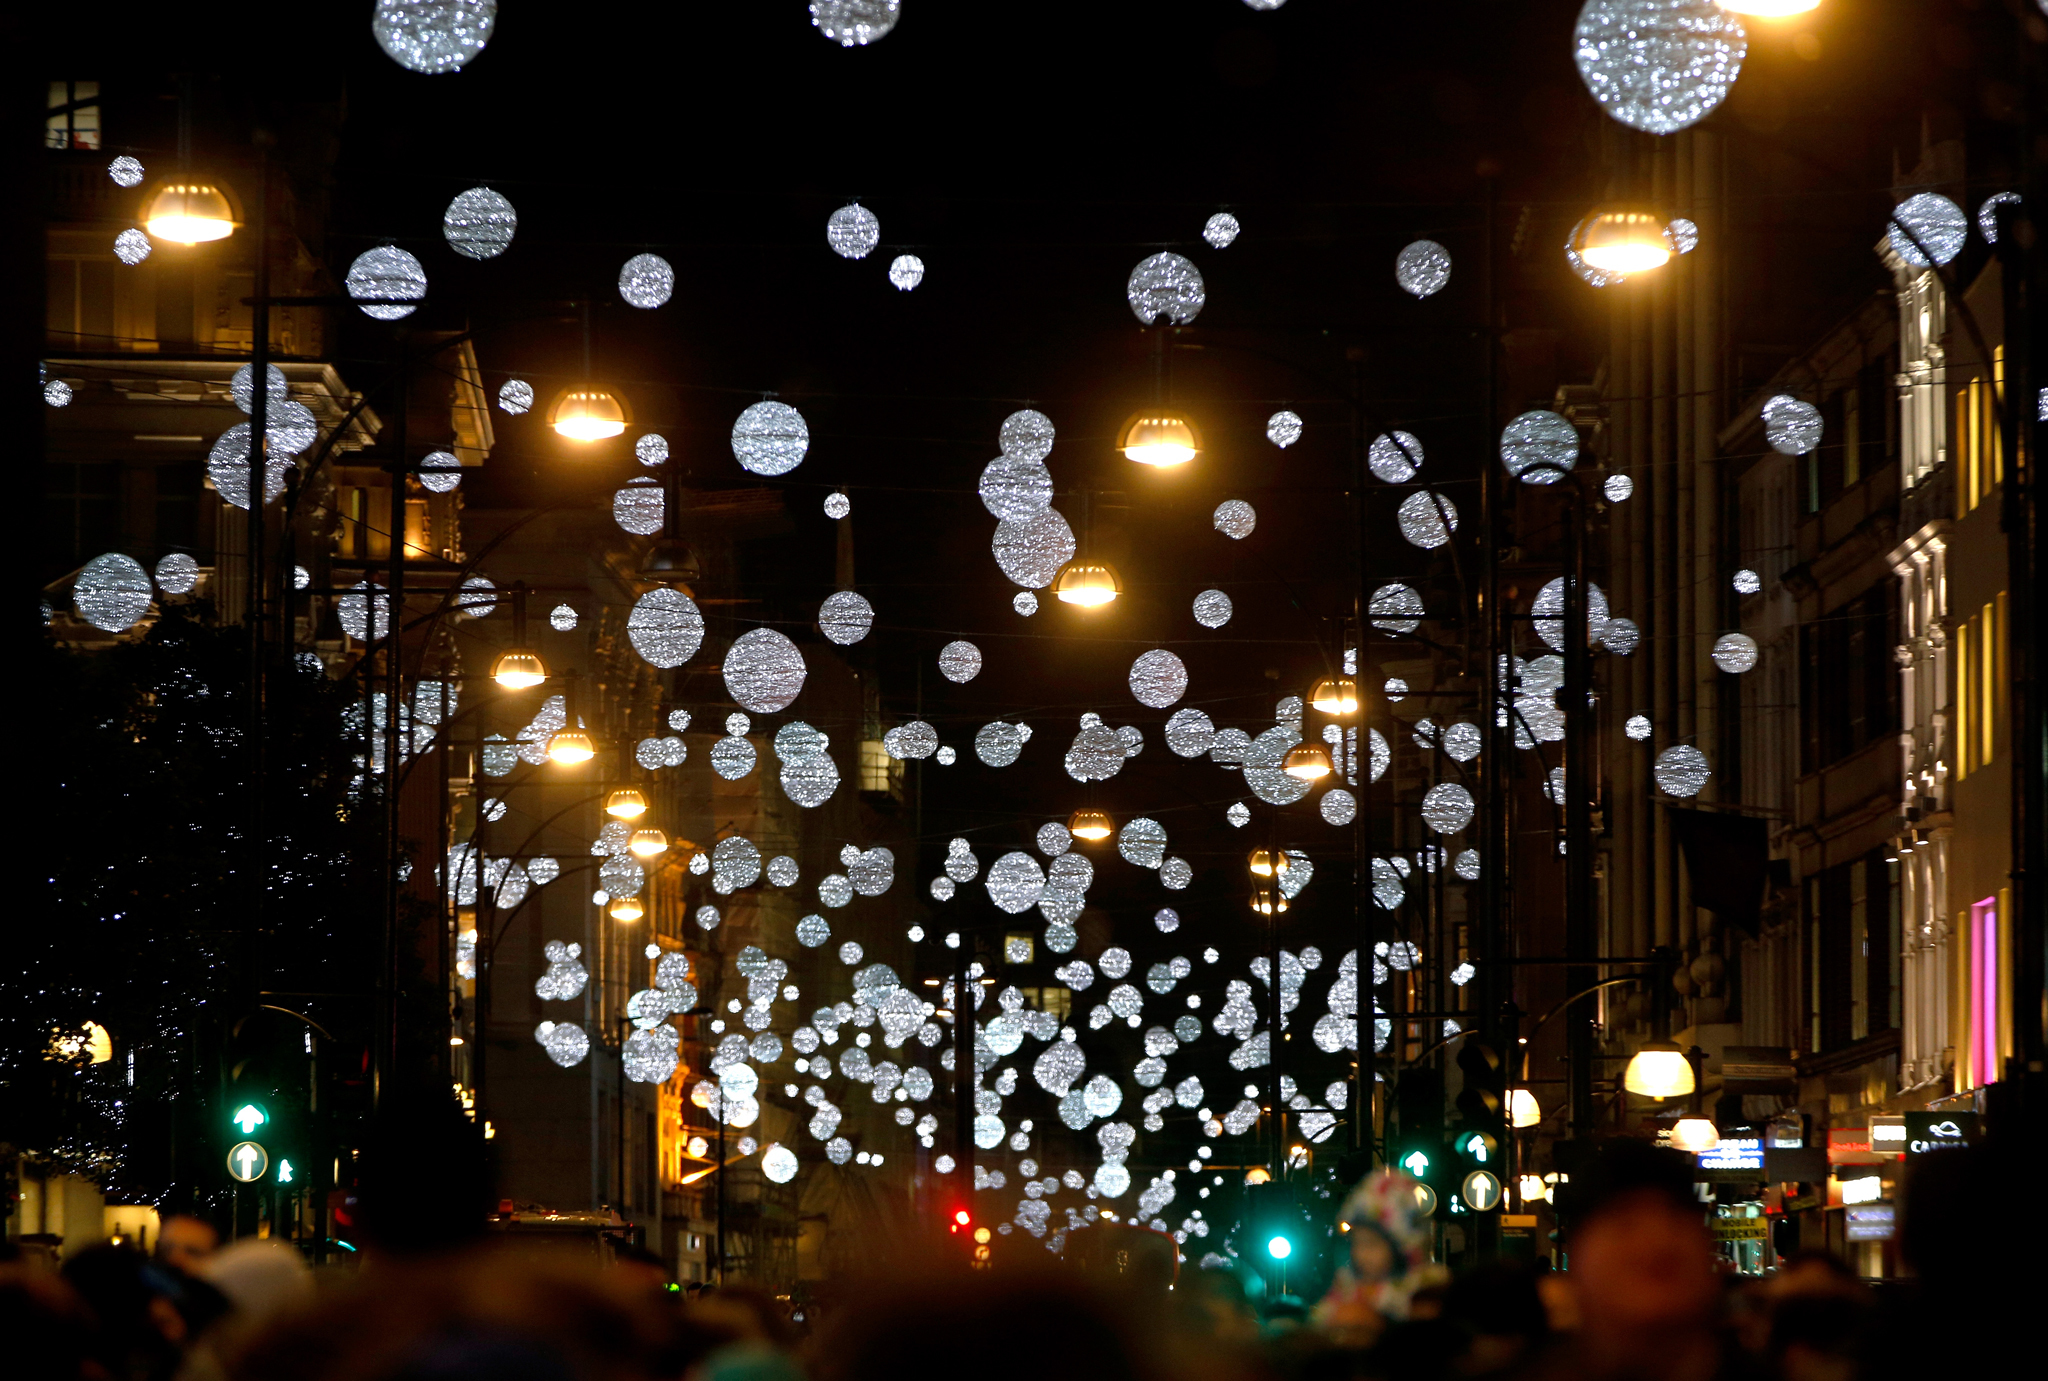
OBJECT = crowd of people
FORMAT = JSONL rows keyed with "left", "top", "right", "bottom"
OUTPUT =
{"left": 2, "top": 1140, "right": 2027, "bottom": 1381}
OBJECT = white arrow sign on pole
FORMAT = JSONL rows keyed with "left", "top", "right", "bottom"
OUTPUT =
{"left": 226, "top": 1140, "right": 270, "bottom": 1183}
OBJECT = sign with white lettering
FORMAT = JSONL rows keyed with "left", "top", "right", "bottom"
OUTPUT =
{"left": 1846, "top": 1205, "right": 1895, "bottom": 1242}
{"left": 1904, "top": 1111, "right": 1979, "bottom": 1155}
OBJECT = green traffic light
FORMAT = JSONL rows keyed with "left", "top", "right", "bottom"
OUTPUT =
{"left": 1267, "top": 1235, "right": 1292, "bottom": 1261}
{"left": 231, "top": 1104, "right": 267, "bottom": 1136}
{"left": 1461, "top": 1132, "right": 1490, "bottom": 1163}
{"left": 1401, "top": 1149, "right": 1430, "bottom": 1178}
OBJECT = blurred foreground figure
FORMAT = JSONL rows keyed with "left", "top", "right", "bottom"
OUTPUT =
{"left": 156, "top": 1215, "right": 221, "bottom": 1277}
{"left": 1313, "top": 1170, "right": 1449, "bottom": 1347}
{"left": 812, "top": 1264, "right": 1251, "bottom": 1381}
{"left": 1525, "top": 1141, "right": 1756, "bottom": 1381}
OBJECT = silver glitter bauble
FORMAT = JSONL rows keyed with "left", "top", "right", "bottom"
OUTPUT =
{"left": 888, "top": 254, "right": 924, "bottom": 290}
{"left": 1605, "top": 473, "right": 1634, "bottom": 502}
{"left": 797, "top": 915, "right": 830, "bottom": 947}
{"left": 1214, "top": 500, "right": 1256, "bottom": 539}
{"left": 938, "top": 640, "right": 982, "bottom": 684}
{"left": 207, "top": 426, "right": 289, "bottom": 510}
{"left": 883, "top": 721, "right": 938, "bottom": 760}
{"left": 1129, "top": 650, "right": 1188, "bottom": 708}
{"left": 498, "top": 379, "right": 533, "bottom": 414}
{"left": 1203, "top": 212, "right": 1241, "bottom": 248}
{"left": 627, "top": 587, "right": 704, "bottom": 669}
{"left": 155, "top": 552, "right": 199, "bottom": 596}
{"left": 1653, "top": 744, "right": 1711, "bottom": 797}
{"left": 619, "top": 253, "right": 674, "bottom": 308}
{"left": 1369, "top": 431, "right": 1424, "bottom": 483}
{"left": 1065, "top": 720, "right": 1129, "bottom": 782}
{"left": 624, "top": 1027, "right": 680, "bottom": 1084}
{"left": 1888, "top": 193, "right": 1967, "bottom": 268}
{"left": 44, "top": 379, "right": 71, "bottom": 407}
{"left": 811, "top": 0, "right": 900, "bottom": 47}
{"left": 1711, "top": 632, "right": 1758, "bottom": 674}
{"left": 713, "top": 835, "right": 763, "bottom": 892}
{"left": 1320, "top": 788, "right": 1357, "bottom": 826}
{"left": 634, "top": 433, "right": 669, "bottom": 468}
{"left": 1625, "top": 714, "right": 1653, "bottom": 741}
{"left": 1118, "top": 817, "right": 1168, "bottom": 869}
{"left": 818, "top": 590, "right": 874, "bottom": 645}
{"left": 725, "top": 629, "right": 807, "bottom": 712}
{"left": 536, "top": 1021, "right": 589, "bottom": 1068}
{"left": 1127, "top": 252, "right": 1206, "bottom": 326}
{"left": 1603, "top": 617, "right": 1641, "bottom": 655}
{"left": 827, "top": 203, "right": 881, "bottom": 259}
{"left": 114, "top": 229, "right": 152, "bottom": 265}
{"left": 74, "top": 553, "right": 152, "bottom": 631}
{"left": 346, "top": 246, "right": 426, "bottom": 320}
{"left": 1013, "top": 591, "right": 1038, "bottom": 616}
{"left": 1573, "top": 0, "right": 1747, "bottom": 136}
{"left": 1370, "top": 582, "right": 1425, "bottom": 633}
{"left": 108, "top": 155, "right": 144, "bottom": 187}
{"left": 442, "top": 187, "right": 515, "bottom": 259}
{"left": 1763, "top": 395, "right": 1822, "bottom": 456}
{"left": 1500, "top": 410, "right": 1578, "bottom": 483}
{"left": 762, "top": 1143, "right": 799, "bottom": 1183}
{"left": 731, "top": 401, "right": 809, "bottom": 476}
{"left": 1243, "top": 726, "right": 1310, "bottom": 806}
{"left": 1165, "top": 707, "right": 1216, "bottom": 758}
{"left": 987, "top": 852, "right": 1046, "bottom": 914}
{"left": 1421, "top": 782, "right": 1475, "bottom": 834}
{"left": 992, "top": 509, "right": 1075, "bottom": 588}
{"left": 1395, "top": 240, "right": 1451, "bottom": 298}
{"left": 1037, "top": 822, "right": 1073, "bottom": 857}
{"left": 419, "top": 450, "right": 463, "bottom": 494}
{"left": 1733, "top": 569, "right": 1761, "bottom": 595}
{"left": 1266, "top": 410, "right": 1303, "bottom": 448}
{"left": 1443, "top": 721, "right": 1483, "bottom": 762}
{"left": 1397, "top": 490, "right": 1458, "bottom": 548}
{"left": 1977, "top": 192, "right": 2021, "bottom": 245}
{"left": 1193, "top": 589, "right": 1233, "bottom": 628}
{"left": 1000, "top": 408, "right": 1056, "bottom": 461}
{"left": 979, "top": 455, "right": 1054, "bottom": 520}
{"left": 549, "top": 603, "right": 577, "bottom": 631}
{"left": 824, "top": 490, "right": 851, "bottom": 518}
{"left": 1531, "top": 576, "right": 1611, "bottom": 651}
{"left": 372, "top": 0, "right": 497, "bottom": 75}
{"left": 1667, "top": 217, "right": 1699, "bottom": 254}
{"left": 231, "top": 363, "right": 288, "bottom": 413}
{"left": 337, "top": 581, "right": 389, "bottom": 642}
{"left": 974, "top": 721, "right": 1026, "bottom": 768}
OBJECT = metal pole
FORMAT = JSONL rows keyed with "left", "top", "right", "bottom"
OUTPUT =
{"left": 715, "top": 1089, "right": 727, "bottom": 1283}
{"left": 1350, "top": 349, "right": 1376, "bottom": 1163}
{"left": 244, "top": 151, "right": 270, "bottom": 1019}
{"left": 1563, "top": 486, "right": 1595, "bottom": 1136}
{"left": 952, "top": 920, "right": 973, "bottom": 1197}
{"left": 377, "top": 344, "right": 409, "bottom": 1112}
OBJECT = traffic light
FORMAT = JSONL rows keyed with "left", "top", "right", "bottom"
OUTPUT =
{"left": 1242, "top": 1180, "right": 1307, "bottom": 1277}
{"left": 947, "top": 1205, "right": 973, "bottom": 1235}
{"left": 1393, "top": 1068, "right": 1446, "bottom": 1194}
{"left": 1455, "top": 1036, "right": 1507, "bottom": 1135}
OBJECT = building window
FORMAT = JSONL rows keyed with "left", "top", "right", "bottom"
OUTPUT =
{"left": 1809, "top": 852, "right": 1895, "bottom": 1051}
{"left": 1019, "top": 986, "right": 1071, "bottom": 1022}
{"left": 858, "top": 738, "right": 903, "bottom": 799}
{"left": 46, "top": 80, "right": 100, "bottom": 150}
{"left": 1003, "top": 933, "right": 1034, "bottom": 965}
{"left": 1799, "top": 588, "right": 1896, "bottom": 773}
{"left": 46, "top": 461, "right": 121, "bottom": 572}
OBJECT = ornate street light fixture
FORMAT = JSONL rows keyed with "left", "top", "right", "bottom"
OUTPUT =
{"left": 548, "top": 386, "right": 629, "bottom": 442}
{"left": 606, "top": 788, "right": 649, "bottom": 819}
{"left": 1067, "top": 808, "right": 1113, "bottom": 841}
{"left": 1117, "top": 409, "right": 1201, "bottom": 467}
{"left": 608, "top": 895, "right": 644, "bottom": 923}
{"left": 1571, "top": 209, "right": 1674, "bottom": 275}
{"left": 1622, "top": 1041, "right": 1695, "bottom": 1098}
{"left": 1283, "top": 743, "right": 1334, "bottom": 781}
{"left": 1308, "top": 675, "right": 1359, "bottom": 716}
{"left": 628, "top": 828, "right": 669, "bottom": 859}
{"left": 1053, "top": 558, "right": 1122, "bottom": 607}
{"left": 143, "top": 179, "right": 238, "bottom": 244}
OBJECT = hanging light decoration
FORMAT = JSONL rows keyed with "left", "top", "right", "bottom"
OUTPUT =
{"left": 142, "top": 180, "right": 237, "bottom": 244}
{"left": 1247, "top": 848, "right": 1291, "bottom": 878}
{"left": 1116, "top": 410, "right": 1202, "bottom": 466}
{"left": 491, "top": 647, "right": 547, "bottom": 690}
{"left": 1283, "top": 743, "right": 1334, "bottom": 781}
{"left": 547, "top": 725, "right": 596, "bottom": 765}
{"left": 1508, "top": 1088, "right": 1542, "bottom": 1129}
{"left": 1053, "top": 558, "right": 1122, "bottom": 607}
{"left": 1309, "top": 676, "right": 1359, "bottom": 716}
{"left": 629, "top": 828, "right": 670, "bottom": 859}
{"left": 548, "top": 386, "right": 629, "bottom": 442}
{"left": 1067, "top": 808, "right": 1114, "bottom": 842}
{"left": 606, "top": 788, "right": 649, "bottom": 819}
{"left": 1669, "top": 1115, "right": 1720, "bottom": 1152}
{"left": 609, "top": 895, "right": 645, "bottom": 923}
{"left": 1570, "top": 209, "right": 1674, "bottom": 274}
{"left": 1622, "top": 1041, "right": 1695, "bottom": 1098}
{"left": 1250, "top": 886, "right": 1289, "bottom": 917}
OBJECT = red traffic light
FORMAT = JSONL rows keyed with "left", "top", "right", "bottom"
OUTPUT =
{"left": 949, "top": 1207, "right": 972, "bottom": 1233}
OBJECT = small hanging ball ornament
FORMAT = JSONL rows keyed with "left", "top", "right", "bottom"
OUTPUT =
{"left": 74, "top": 552, "right": 154, "bottom": 633}
{"left": 1573, "top": 0, "right": 1747, "bottom": 136}
{"left": 888, "top": 254, "right": 924, "bottom": 290}
{"left": 114, "top": 228, "right": 153, "bottom": 265}
{"left": 498, "top": 379, "right": 533, "bottom": 415}
{"left": 1397, "top": 490, "right": 1458, "bottom": 549}
{"left": 1499, "top": 410, "right": 1579, "bottom": 484}
{"left": 1653, "top": 744, "right": 1712, "bottom": 798}
{"left": 1666, "top": 217, "right": 1699, "bottom": 254}
{"left": 418, "top": 450, "right": 463, "bottom": 494}
{"left": 45, "top": 379, "right": 73, "bottom": 407}
{"left": 1395, "top": 240, "right": 1451, "bottom": 298}
{"left": 635, "top": 433, "right": 669, "bottom": 467}
{"left": 1369, "top": 431, "right": 1424, "bottom": 484}
{"left": 1266, "top": 411, "right": 1303, "bottom": 448}
{"left": 1732, "top": 568, "right": 1761, "bottom": 595}
{"left": 824, "top": 491, "right": 851, "bottom": 519}
{"left": 1976, "top": 192, "right": 2021, "bottom": 245}
{"left": 1203, "top": 213, "right": 1241, "bottom": 248}
{"left": 1000, "top": 409, "right": 1057, "bottom": 462}
{"left": 1013, "top": 591, "right": 1038, "bottom": 617}
{"left": 731, "top": 401, "right": 810, "bottom": 476}
{"left": 1213, "top": 500, "right": 1256, "bottom": 540}
{"left": 346, "top": 246, "right": 427, "bottom": 320}
{"left": 107, "top": 155, "right": 144, "bottom": 188}
{"left": 442, "top": 186, "right": 516, "bottom": 259}
{"left": 231, "top": 363, "right": 289, "bottom": 414}
{"left": 1887, "top": 193, "right": 1967, "bottom": 268}
{"left": 1625, "top": 714, "right": 1653, "bottom": 741}
{"left": 1604, "top": 473, "right": 1634, "bottom": 503}
{"left": 155, "top": 552, "right": 200, "bottom": 596}
{"left": 619, "top": 253, "right": 674, "bottom": 308}
{"left": 1127, "top": 252, "right": 1206, "bottom": 326}
{"left": 811, "top": 0, "right": 900, "bottom": 46}
{"left": 1710, "top": 632, "right": 1758, "bottom": 674}
{"left": 1762, "top": 395, "right": 1822, "bottom": 456}
{"left": 372, "top": 0, "right": 498, "bottom": 75}
{"left": 828, "top": 203, "right": 881, "bottom": 260}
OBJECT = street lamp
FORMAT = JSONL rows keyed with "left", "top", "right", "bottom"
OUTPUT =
{"left": 1067, "top": 808, "right": 1113, "bottom": 841}
{"left": 609, "top": 895, "right": 644, "bottom": 923}
{"left": 547, "top": 386, "right": 629, "bottom": 442}
{"left": 142, "top": 179, "right": 238, "bottom": 244}
{"left": 1248, "top": 848, "right": 1291, "bottom": 878}
{"left": 1053, "top": 558, "right": 1122, "bottom": 607}
{"left": 606, "top": 788, "right": 649, "bottom": 819}
{"left": 1622, "top": 1040, "right": 1695, "bottom": 1098}
{"left": 491, "top": 648, "right": 547, "bottom": 690}
{"left": 1715, "top": 0, "right": 1818, "bottom": 13}
{"left": 628, "top": 828, "right": 669, "bottom": 859}
{"left": 1308, "top": 676, "right": 1359, "bottom": 716}
{"left": 1570, "top": 209, "right": 1673, "bottom": 275}
{"left": 1670, "top": 1114, "right": 1720, "bottom": 1153}
{"left": 1117, "top": 409, "right": 1201, "bottom": 466}
{"left": 1282, "top": 743, "right": 1334, "bottom": 781}
{"left": 1250, "top": 887, "right": 1288, "bottom": 917}
{"left": 1507, "top": 1087, "right": 1542, "bottom": 1129}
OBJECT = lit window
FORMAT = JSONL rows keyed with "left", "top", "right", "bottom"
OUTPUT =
{"left": 46, "top": 81, "right": 100, "bottom": 150}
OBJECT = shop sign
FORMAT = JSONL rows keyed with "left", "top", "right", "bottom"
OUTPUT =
{"left": 1904, "top": 1111, "right": 1979, "bottom": 1155}
{"left": 1826, "top": 1128, "right": 1891, "bottom": 1165}
{"left": 1845, "top": 1205, "right": 1895, "bottom": 1242}
{"left": 1710, "top": 1217, "right": 1769, "bottom": 1241}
